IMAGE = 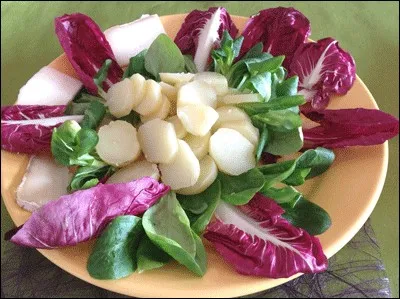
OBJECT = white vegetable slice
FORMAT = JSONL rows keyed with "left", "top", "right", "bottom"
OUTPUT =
{"left": 159, "top": 82, "right": 178, "bottom": 100}
{"left": 107, "top": 160, "right": 160, "bottom": 184}
{"left": 96, "top": 120, "right": 141, "bottom": 167}
{"left": 104, "top": 14, "right": 166, "bottom": 66}
{"left": 130, "top": 73, "right": 146, "bottom": 108}
{"left": 17, "top": 66, "right": 82, "bottom": 105}
{"left": 159, "top": 72, "right": 194, "bottom": 85}
{"left": 220, "top": 93, "right": 262, "bottom": 105}
{"left": 134, "top": 79, "right": 162, "bottom": 116}
{"left": 213, "top": 106, "right": 252, "bottom": 131}
{"left": 159, "top": 140, "right": 200, "bottom": 190}
{"left": 106, "top": 78, "right": 135, "bottom": 117}
{"left": 183, "top": 132, "right": 210, "bottom": 160}
{"left": 177, "top": 155, "right": 218, "bottom": 195}
{"left": 137, "top": 119, "right": 178, "bottom": 163}
{"left": 177, "top": 80, "right": 217, "bottom": 108}
{"left": 166, "top": 115, "right": 187, "bottom": 139}
{"left": 177, "top": 104, "right": 219, "bottom": 136}
{"left": 193, "top": 8, "right": 223, "bottom": 72}
{"left": 209, "top": 128, "right": 256, "bottom": 176}
{"left": 140, "top": 95, "right": 171, "bottom": 122}
{"left": 16, "top": 155, "right": 72, "bottom": 212}
{"left": 219, "top": 120, "right": 260, "bottom": 145}
{"left": 193, "top": 72, "right": 228, "bottom": 95}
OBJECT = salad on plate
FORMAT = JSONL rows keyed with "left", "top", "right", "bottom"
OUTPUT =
{"left": 1, "top": 6, "right": 399, "bottom": 280}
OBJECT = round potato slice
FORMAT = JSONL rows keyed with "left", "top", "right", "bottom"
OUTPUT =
{"left": 183, "top": 132, "right": 210, "bottom": 160}
{"left": 130, "top": 73, "right": 146, "bottom": 108}
{"left": 193, "top": 72, "right": 228, "bottom": 96}
{"left": 213, "top": 106, "right": 252, "bottom": 131}
{"left": 209, "top": 128, "right": 256, "bottom": 176}
{"left": 105, "top": 78, "right": 135, "bottom": 117}
{"left": 140, "top": 95, "right": 171, "bottom": 122}
{"left": 177, "top": 80, "right": 217, "bottom": 108}
{"left": 160, "top": 72, "right": 194, "bottom": 85}
{"left": 159, "top": 82, "right": 177, "bottom": 101}
{"left": 177, "top": 155, "right": 217, "bottom": 195}
{"left": 159, "top": 140, "right": 200, "bottom": 190}
{"left": 220, "top": 93, "right": 262, "bottom": 105}
{"left": 107, "top": 160, "right": 160, "bottom": 184}
{"left": 137, "top": 119, "right": 178, "bottom": 164}
{"left": 177, "top": 104, "right": 219, "bottom": 136}
{"left": 166, "top": 115, "right": 187, "bottom": 139}
{"left": 219, "top": 120, "right": 260, "bottom": 145}
{"left": 134, "top": 79, "right": 162, "bottom": 116}
{"left": 96, "top": 120, "right": 141, "bottom": 167}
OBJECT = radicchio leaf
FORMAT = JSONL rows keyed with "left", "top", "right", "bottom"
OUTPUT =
{"left": 302, "top": 108, "right": 399, "bottom": 148}
{"left": 9, "top": 177, "right": 170, "bottom": 248}
{"left": 1, "top": 105, "right": 83, "bottom": 154}
{"left": 240, "top": 7, "right": 311, "bottom": 69}
{"left": 289, "top": 38, "right": 356, "bottom": 110}
{"left": 204, "top": 194, "right": 328, "bottom": 278}
{"left": 54, "top": 13, "right": 123, "bottom": 94}
{"left": 174, "top": 7, "right": 238, "bottom": 72}
{"left": 1, "top": 105, "right": 66, "bottom": 120}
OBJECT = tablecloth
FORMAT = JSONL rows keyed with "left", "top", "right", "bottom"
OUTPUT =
{"left": 1, "top": 1, "right": 399, "bottom": 297}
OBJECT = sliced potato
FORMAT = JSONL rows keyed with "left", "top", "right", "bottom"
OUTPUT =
{"left": 96, "top": 120, "right": 141, "bottom": 167}
{"left": 160, "top": 72, "right": 194, "bottom": 85}
{"left": 105, "top": 78, "right": 135, "bottom": 117}
{"left": 219, "top": 120, "right": 260, "bottom": 145}
{"left": 220, "top": 93, "right": 262, "bottom": 105}
{"left": 134, "top": 79, "right": 162, "bottom": 116}
{"left": 140, "top": 95, "right": 171, "bottom": 122}
{"left": 159, "top": 82, "right": 177, "bottom": 100}
{"left": 177, "top": 155, "right": 217, "bottom": 195}
{"left": 159, "top": 140, "right": 200, "bottom": 190}
{"left": 107, "top": 160, "right": 160, "bottom": 184}
{"left": 209, "top": 128, "right": 256, "bottom": 176}
{"left": 177, "top": 80, "right": 217, "bottom": 108}
{"left": 183, "top": 132, "right": 210, "bottom": 160}
{"left": 130, "top": 73, "right": 146, "bottom": 108}
{"left": 213, "top": 106, "right": 252, "bottom": 131}
{"left": 137, "top": 119, "right": 178, "bottom": 163}
{"left": 166, "top": 115, "right": 187, "bottom": 139}
{"left": 193, "top": 72, "right": 228, "bottom": 95}
{"left": 177, "top": 104, "right": 219, "bottom": 136}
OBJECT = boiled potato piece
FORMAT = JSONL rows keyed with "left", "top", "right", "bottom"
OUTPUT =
{"left": 106, "top": 78, "right": 135, "bottom": 117}
{"left": 160, "top": 82, "right": 177, "bottom": 100}
{"left": 209, "top": 128, "right": 256, "bottom": 176}
{"left": 134, "top": 79, "right": 162, "bottom": 116}
{"left": 194, "top": 72, "right": 228, "bottom": 95}
{"left": 160, "top": 72, "right": 194, "bottom": 85}
{"left": 159, "top": 140, "right": 200, "bottom": 190}
{"left": 220, "top": 93, "right": 262, "bottom": 105}
{"left": 177, "top": 155, "right": 217, "bottom": 195}
{"left": 140, "top": 95, "right": 171, "bottom": 122}
{"left": 130, "top": 73, "right": 146, "bottom": 108}
{"left": 177, "top": 80, "right": 217, "bottom": 108}
{"left": 213, "top": 106, "right": 252, "bottom": 131}
{"left": 219, "top": 120, "right": 260, "bottom": 145}
{"left": 177, "top": 104, "right": 219, "bottom": 136}
{"left": 96, "top": 120, "right": 141, "bottom": 167}
{"left": 183, "top": 132, "right": 210, "bottom": 160}
{"left": 137, "top": 119, "right": 178, "bottom": 163}
{"left": 107, "top": 160, "right": 160, "bottom": 184}
{"left": 166, "top": 115, "right": 187, "bottom": 139}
